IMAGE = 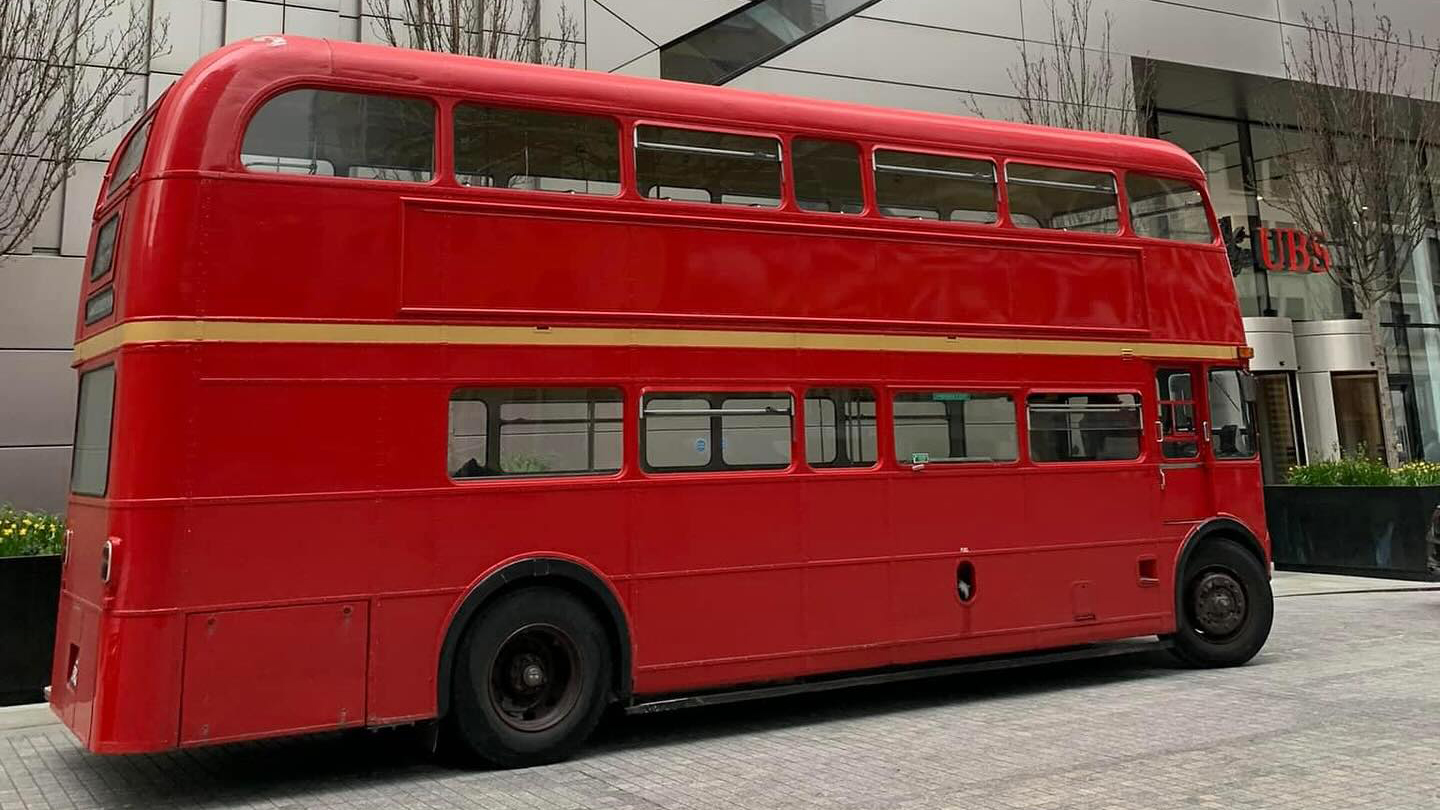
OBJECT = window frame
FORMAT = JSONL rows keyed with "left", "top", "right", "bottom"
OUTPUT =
{"left": 1001, "top": 159, "right": 1123, "bottom": 235}
{"left": 870, "top": 144, "right": 1000, "bottom": 228}
{"left": 105, "top": 114, "right": 155, "bottom": 199}
{"left": 1024, "top": 388, "right": 1147, "bottom": 465}
{"left": 802, "top": 386, "right": 880, "bottom": 471}
{"left": 1207, "top": 367, "right": 1260, "bottom": 461}
{"left": 70, "top": 363, "right": 118, "bottom": 498}
{"left": 1155, "top": 369, "right": 1201, "bottom": 461}
{"left": 446, "top": 385, "right": 627, "bottom": 483}
{"left": 87, "top": 213, "right": 121, "bottom": 284}
{"left": 888, "top": 385, "right": 1022, "bottom": 468}
{"left": 631, "top": 119, "right": 788, "bottom": 210}
{"left": 640, "top": 387, "right": 798, "bottom": 474}
{"left": 449, "top": 100, "right": 624, "bottom": 199}
{"left": 1122, "top": 169, "right": 1219, "bottom": 246}
{"left": 789, "top": 135, "right": 869, "bottom": 216}
{"left": 235, "top": 83, "right": 442, "bottom": 188}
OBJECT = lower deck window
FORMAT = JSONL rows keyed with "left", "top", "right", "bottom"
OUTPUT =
{"left": 449, "top": 387, "right": 622, "bottom": 478}
{"left": 805, "top": 388, "right": 877, "bottom": 467}
{"left": 644, "top": 392, "right": 793, "bottom": 471}
{"left": 893, "top": 392, "right": 1017, "bottom": 464}
{"left": 71, "top": 365, "right": 116, "bottom": 496}
{"left": 1028, "top": 393, "right": 1142, "bottom": 462}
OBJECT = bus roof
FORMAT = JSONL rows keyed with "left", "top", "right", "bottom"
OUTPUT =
{"left": 150, "top": 35, "right": 1204, "bottom": 180}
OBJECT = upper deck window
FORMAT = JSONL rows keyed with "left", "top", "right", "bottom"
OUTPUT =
{"left": 1126, "top": 173, "right": 1215, "bottom": 243}
{"left": 875, "top": 150, "right": 998, "bottom": 223}
{"left": 241, "top": 89, "right": 434, "bottom": 182}
{"left": 107, "top": 119, "right": 152, "bottom": 196}
{"left": 636, "top": 125, "right": 782, "bottom": 207}
{"left": 1006, "top": 164, "right": 1118, "bottom": 233}
{"left": 793, "top": 139, "right": 864, "bottom": 214}
{"left": 454, "top": 105, "right": 620, "bottom": 195}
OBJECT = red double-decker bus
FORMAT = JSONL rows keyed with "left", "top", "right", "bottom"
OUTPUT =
{"left": 53, "top": 36, "right": 1272, "bottom": 767}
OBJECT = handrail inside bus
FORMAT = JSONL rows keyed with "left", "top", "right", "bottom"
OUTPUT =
{"left": 644, "top": 407, "right": 793, "bottom": 417}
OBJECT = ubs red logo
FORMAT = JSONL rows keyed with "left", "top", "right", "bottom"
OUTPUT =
{"left": 1255, "top": 227, "right": 1332, "bottom": 273}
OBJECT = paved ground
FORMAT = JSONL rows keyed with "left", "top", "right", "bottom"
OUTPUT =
{"left": 2, "top": 582, "right": 1438, "bottom": 810}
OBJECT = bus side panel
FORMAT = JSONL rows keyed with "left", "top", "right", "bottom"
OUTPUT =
{"left": 367, "top": 592, "right": 454, "bottom": 724}
{"left": 88, "top": 613, "right": 184, "bottom": 753}
{"left": 179, "top": 602, "right": 368, "bottom": 746}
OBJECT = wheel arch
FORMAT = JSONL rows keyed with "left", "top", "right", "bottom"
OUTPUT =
{"left": 436, "top": 557, "right": 632, "bottom": 718}
{"left": 1174, "top": 517, "right": 1268, "bottom": 613}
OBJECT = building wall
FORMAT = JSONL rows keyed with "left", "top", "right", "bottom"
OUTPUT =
{"left": 2, "top": 0, "right": 1437, "bottom": 511}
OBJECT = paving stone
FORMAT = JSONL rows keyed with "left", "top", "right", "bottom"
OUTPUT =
{"left": 1, "top": 591, "right": 1438, "bottom": 809}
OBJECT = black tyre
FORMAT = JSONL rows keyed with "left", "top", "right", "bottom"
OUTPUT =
{"left": 446, "top": 587, "right": 612, "bottom": 768}
{"left": 1169, "top": 538, "right": 1273, "bottom": 668}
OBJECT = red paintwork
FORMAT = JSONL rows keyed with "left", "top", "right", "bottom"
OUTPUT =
{"left": 52, "top": 36, "right": 1267, "bottom": 753}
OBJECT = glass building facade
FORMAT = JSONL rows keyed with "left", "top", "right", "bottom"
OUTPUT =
{"left": 1159, "top": 111, "right": 1440, "bottom": 464}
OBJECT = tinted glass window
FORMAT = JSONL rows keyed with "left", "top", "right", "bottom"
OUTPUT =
{"left": 90, "top": 216, "right": 119, "bottom": 281}
{"left": 643, "top": 393, "right": 793, "bottom": 471}
{"left": 1028, "top": 393, "right": 1142, "bottom": 462}
{"left": 1007, "top": 164, "right": 1118, "bottom": 233}
{"left": 1127, "top": 173, "right": 1214, "bottom": 243}
{"left": 793, "top": 139, "right": 864, "bottom": 213}
{"left": 71, "top": 365, "right": 116, "bottom": 496}
{"left": 242, "top": 89, "right": 434, "bottom": 181}
{"left": 1209, "top": 369, "right": 1258, "bottom": 459}
{"left": 894, "top": 392, "right": 1017, "bottom": 464}
{"left": 875, "top": 150, "right": 997, "bottom": 223}
{"left": 805, "top": 388, "right": 876, "bottom": 467}
{"left": 449, "top": 388, "right": 622, "bottom": 478}
{"left": 636, "top": 125, "right": 781, "bottom": 207}
{"left": 454, "top": 105, "right": 619, "bottom": 195}
{"left": 107, "top": 119, "right": 151, "bottom": 195}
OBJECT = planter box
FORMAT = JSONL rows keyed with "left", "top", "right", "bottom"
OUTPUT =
{"left": 1265, "top": 485, "right": 1440, "bottom": 581}
{"left": 0, "top": 555, "right": 61, "bottom": 706}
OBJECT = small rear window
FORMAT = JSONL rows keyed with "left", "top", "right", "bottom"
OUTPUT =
{"left": 241, "top": 89, "right": 435, "bottom": 182}
{"left": 72, "top": 365, "right": 117, "bottom": 496}
{"left": 107, "top": 119, "right": 152, "bottom": 196}
{"left": 89, "top": 216, "right": 119, "bottom": 281}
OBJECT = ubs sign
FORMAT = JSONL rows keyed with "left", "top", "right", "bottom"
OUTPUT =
{"left": 1254, "top": 227, "right": 1332, "bottom": 274}
{"left": 1220, "top": 218, "right": 1332, "bottom": 275}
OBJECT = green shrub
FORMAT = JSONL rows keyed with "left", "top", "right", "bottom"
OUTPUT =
{"left": 0, "top": 505, "right": 66, "bottom": 558}
{"left": 1287, "top": 454, "right": 1440, "bottom": 487}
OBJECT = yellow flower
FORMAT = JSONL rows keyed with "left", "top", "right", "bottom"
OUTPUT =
{"left": 1, "top": 527, "right": 11, "bottom": 536}
{"left": 18, "top": 528, "right": 27, "bottom": 536}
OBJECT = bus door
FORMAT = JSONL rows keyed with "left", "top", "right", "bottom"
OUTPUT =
{"left": 1155, "top": 367, "right": 1211, "bottom": 524}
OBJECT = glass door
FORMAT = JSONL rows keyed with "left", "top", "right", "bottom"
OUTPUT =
{"left": 1253, "top": 372, "right": 1303, "bottom": 483}
{"left": 1332, "top": 373, "right": 1385, "bottom": 460}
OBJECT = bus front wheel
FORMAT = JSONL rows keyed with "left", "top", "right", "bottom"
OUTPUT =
{"left": 1169, "top": 538, "right": 1273, "bottom": 668}
{"left": 447, "top": 587, "right": 612, "bottom": 768}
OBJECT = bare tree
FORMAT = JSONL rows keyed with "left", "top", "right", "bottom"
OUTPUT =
{"left": 971, "top": 0, "right": 1153, "bottom": 135}
{"left": 1, "top": 0, "right": 166, "bottom": 259}
{"left": 1260, "top": 0, "right": 1440, "bottom": 463}
{"left": 368, "top": 0, "right": 579, "bottom": 67}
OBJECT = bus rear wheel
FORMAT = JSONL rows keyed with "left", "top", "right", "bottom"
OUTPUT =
{"left": 447, "top": 587, "right": 612, "bottom": 768}
{"left": 1170, "top": 538, "right": 1273, "bottom": 668}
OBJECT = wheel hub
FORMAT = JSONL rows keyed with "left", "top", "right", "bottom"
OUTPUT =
{"left": 487, "top": 624, "right": 581, "bottom": 733}
{"left": 1193, "top": 571, "right": 1247, "bottom": 638}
